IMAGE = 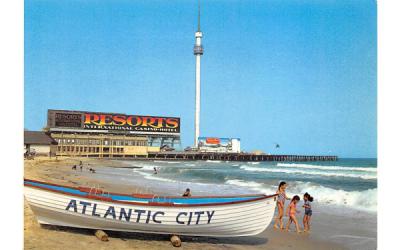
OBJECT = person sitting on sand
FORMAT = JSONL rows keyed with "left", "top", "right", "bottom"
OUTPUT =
{"left": 273, "top": 181, "right": 290, "bottom": 229}
{"left": 72, "top": 165, "right": 77, "bottom": 170}
{"left": 182, "top": 188, "right": 191, "bottom": 197}
{"left": 285, "top": 195, "right": 302, "bottom": 233}
{"left": 302, "top": 192, "right": 314, "bottom": 232}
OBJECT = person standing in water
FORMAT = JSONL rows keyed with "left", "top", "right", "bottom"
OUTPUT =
{"left": 285, "top": 195, "right": 302, "bottom": 233}
{"left": 302, "top": 192, "right": 314, "bottom": 232}
{"left": 182, "top": 188, "right": 191, "bottom": 197}
{"left": 273, "top": 181, "right": 290, "bottom": 229}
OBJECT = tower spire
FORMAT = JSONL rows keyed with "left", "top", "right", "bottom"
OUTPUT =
{"left": 197, "top": 0, "right": 201, "bottom": 32}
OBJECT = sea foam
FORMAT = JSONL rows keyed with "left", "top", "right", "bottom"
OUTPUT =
{"left": 239, "top": 165, "right": 377, "bottom": 180}
{"left": 225, "top": 179, "right": 377, "bottom": 212}
{"left": 277, "top": 163, "right": 377, "bottom": 172}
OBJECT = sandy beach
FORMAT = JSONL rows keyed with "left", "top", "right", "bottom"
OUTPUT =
{"left": 24, "top": 157, "right": 376, "bottom": 250}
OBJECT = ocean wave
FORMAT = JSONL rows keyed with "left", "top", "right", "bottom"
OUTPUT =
{"left": 134, "top": 165, "right": 161, "bottom": 171}
{"left": 137, "top": 171, "right": 182, "bottom": 183}
{"left": 225, "top": 179, "right": 264, "bottom": 189}
{"left": 225, "top": 179, "right": 377, "bottom": 212}
{"left": 287, "top": 182, "right": 377, "bottom": 212}
{"left": 277, "top": 163, "right": 377, "bottom": 172}
{"left": 240, "top": 165, "right": 377, "bottom": 180}
{"left": 185, "top": 163, "right": 196, "bottom": 167}
{"left": 247, "top": 162, "right": 260, "bottom": 165}
{"left": 136, "top": 171, "right": 212, "bottom": 187}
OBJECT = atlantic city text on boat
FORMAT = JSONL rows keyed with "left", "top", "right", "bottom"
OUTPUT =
{"left": 66, "top": 199, "right": 215, "bottom": 225}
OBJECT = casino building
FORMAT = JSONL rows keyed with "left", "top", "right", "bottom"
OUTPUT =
{"left": 46, "top": 109, "right": 181, "bottom": 158}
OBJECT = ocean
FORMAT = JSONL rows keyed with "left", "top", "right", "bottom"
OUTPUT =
{"left": 92, "top": 158, "right": 377, "bottom": 213}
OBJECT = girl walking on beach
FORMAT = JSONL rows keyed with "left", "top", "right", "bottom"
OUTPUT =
{"left": 302, "top": 192, "right": 314, "bottom": 232}
{"left": 273, "top": 181, "right": 290, "bottom": 229}
{"left": 285, "top": 195, "right": 302, "bottom": 233}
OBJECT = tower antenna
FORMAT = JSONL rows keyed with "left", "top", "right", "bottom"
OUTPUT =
{"left": 197, "top": 0, "right": 201, "bottom": 32}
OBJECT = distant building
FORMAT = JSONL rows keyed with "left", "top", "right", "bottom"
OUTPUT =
{"left": 24, "top": 131, "right": 58, "bottom": 156}
{"left": 45, "top": 109, "right": 181, "bottom": 158}
{"left": 198, "top": 137, "right": 241, "bottom": 153}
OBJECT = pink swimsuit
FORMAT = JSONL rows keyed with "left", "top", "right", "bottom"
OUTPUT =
{"left": 289, "top": 203, "right": 296, "bottom": 217}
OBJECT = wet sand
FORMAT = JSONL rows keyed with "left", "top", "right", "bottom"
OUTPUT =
{"left": 24, "top": 157, "right": 375, "bottom": 250}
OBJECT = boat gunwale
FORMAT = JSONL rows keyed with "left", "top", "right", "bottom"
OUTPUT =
{"left": 24, "top": 178, "right": 278, "bottom": 207}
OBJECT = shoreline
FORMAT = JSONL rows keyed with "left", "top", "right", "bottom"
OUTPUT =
{"left": 24, "top": 157, "right": 376, "bottom": 249}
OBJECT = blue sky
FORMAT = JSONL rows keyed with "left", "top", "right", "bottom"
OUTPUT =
{"left": 25, "top": 0, "right": 377, "bottom": 158}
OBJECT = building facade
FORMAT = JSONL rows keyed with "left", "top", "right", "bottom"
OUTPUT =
{"left": 46, "top": 109, "right": 181, "bottom": 158}
{"left": 24, "top": 131, "right": 58, "bottom": 156}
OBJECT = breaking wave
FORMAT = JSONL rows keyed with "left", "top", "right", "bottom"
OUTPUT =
{"left": 277, "top": 163, "right": 377, "bottom": 172}
{"left": 239, "top": 165, "right": 376, "bottom": 180}
{"left": 225, "top": 179, "right": 377, "bottom": 212}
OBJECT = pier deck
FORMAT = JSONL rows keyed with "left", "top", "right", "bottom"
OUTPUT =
{"left": 139, "top": 152, "right": 338, "bottom": 162}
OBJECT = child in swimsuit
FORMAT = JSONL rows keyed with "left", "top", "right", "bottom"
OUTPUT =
{"left": 273, "top": 181, "right": 290, "bottom": 230}
{"left": 285, "top": 195, "right": 301, "bottom": 233}
{"left": 302, "top": 192, "right": 314, "bottom": 232}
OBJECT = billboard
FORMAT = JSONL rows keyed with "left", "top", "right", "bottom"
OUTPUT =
{"left": 198, "top": 137, "right": 241, "bottom": 153}
{"left": 205, "top": 137, "right": 220, "bottom": 144}
{"left": 47, "top": 110, "right": 180, "bottom": 134}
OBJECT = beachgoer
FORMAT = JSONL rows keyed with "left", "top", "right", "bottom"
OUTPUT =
{"left": 273, "top": 181, "right": 290, "bottom": 229}
{"left": 302, "top": 192, "right": 314, "bottom": 232}
{"left": 285, "top": 195, "right": 302, "bottom": 233}
{"left": 153, "top": 167, "right": 158, "bottom": 175}
{"left": 80, "top": 165, "right": 83, "bottom": 171}
{"left": 72, "top": 165, "right": 77, "bottom": 170}
{"left": 182, "top": 188, "right": 191, "bottom": 197}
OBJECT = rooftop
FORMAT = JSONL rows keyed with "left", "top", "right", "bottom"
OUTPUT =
{"left": 24, "top": 131, "right": 58, "bottom": 145}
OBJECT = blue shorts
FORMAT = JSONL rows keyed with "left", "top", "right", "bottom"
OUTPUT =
{"left": 305, "top": 210, "right": 312, "bottom": 216}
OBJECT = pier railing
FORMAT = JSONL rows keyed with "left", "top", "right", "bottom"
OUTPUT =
{"left": 143, "top": 152, "right": 337, "bottom": 162}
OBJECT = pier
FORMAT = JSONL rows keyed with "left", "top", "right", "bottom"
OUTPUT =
{"left": 140, "top": 152, "right": 337, "bottom": 162}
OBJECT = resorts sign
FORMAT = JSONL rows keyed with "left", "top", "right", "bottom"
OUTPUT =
{"left": 47, "top": 109, "right": 180, "bottom": 134}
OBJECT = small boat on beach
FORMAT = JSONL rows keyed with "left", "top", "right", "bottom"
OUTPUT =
{"left": 24, "top": 179, "right": 277, "bottom": 237}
